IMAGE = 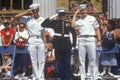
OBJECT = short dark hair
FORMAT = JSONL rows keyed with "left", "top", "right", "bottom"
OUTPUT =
{"left": 19, "top": 22, "right": 26, "bottom": 26}
{"left": 4, "top": 52, "right": 11, "bottom": 56}
{"left": 4, "top": 22, "right": 9, "bottom": 26}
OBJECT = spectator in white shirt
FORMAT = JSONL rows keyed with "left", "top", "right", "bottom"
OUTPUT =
{"left": 14, "top": 22, "right": 29, "bottom": 48}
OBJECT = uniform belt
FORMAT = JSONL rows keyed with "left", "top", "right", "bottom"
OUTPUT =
{"left": 79, "top": 35, "right": 96, "bottom": 38}
{"left": 54, "top": 33, "right": 70, "bottom": 37}
{"left": 29, "top": 35, "right": 41, "bottom": 38}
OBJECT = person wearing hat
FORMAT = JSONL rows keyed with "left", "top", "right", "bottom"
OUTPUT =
{"left": 41, "top": 8, "right": 76, "bottom": 80}
{"left": 72, "top": 4, "right": 101, "bottom": 80}
{"left": 12, "top": 3, "right": 45, "bottom": 80}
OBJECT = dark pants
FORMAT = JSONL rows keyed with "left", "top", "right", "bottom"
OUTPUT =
{"left": 14, "top": 54, "right": 31, "bottom": 75}
{"left": 55, "top": 49, "right": 71, "bottom": 80}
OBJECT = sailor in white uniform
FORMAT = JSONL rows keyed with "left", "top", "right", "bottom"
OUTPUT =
{"left": 72, "top": 4, "right": 101, "bottom": 80}
{"left": 13, "top": 3, "right": 45, "bottom": 80}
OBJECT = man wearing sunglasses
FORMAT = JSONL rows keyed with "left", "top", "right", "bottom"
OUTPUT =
{"left": 12, "top": 3, "right": 45, "bottom": 80}
{"left": 72, "top": 4, "right": 101, "bottom": 80}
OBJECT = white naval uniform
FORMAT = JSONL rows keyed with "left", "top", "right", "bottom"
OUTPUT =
{"left": 75, "top": 15, "right": 99, "bottom": 80}
{"left": 21, "top": 16, "right": 45, "bottom": 80}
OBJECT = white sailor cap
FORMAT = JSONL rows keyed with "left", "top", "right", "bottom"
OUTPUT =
{"left": 79, "top": 4, "right": 87, "bottom": 9}
{"left": 29, "top": 3, "right": 40, "bottom": 9}
{"left": 57, "top": 8, "right": 67, "bottom": 13}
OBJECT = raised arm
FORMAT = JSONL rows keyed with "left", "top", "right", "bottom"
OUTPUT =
{"left": 41, "top": 14, "right": 58, "bottom": 28}
{"left": 72, "top": 9, "right": 80, "bottom": 28}
{"left": 11, "top": 9, "right": 32, "bottom": 22}
{"left": 41, "top": 18, "right": 52, "bottom": 28}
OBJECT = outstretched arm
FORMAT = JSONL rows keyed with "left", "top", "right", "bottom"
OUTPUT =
{"left": 11, "top": 9, "right": 32, "bottom": 22}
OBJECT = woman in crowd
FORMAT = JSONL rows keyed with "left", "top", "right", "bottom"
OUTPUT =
{"left": 1, "top": 21, "right": 15, "bottom": 47}
{"left": 14, "top": 22, "right": 29, "bottom": 48}
{"left": 100, "top": 20, "right": 117, "bottom": 77}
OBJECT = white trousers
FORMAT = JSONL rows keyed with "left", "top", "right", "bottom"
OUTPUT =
{"left": 78, "top": 38, "right": 97, "bottom": 80}
{"left": 87, "top": 52, "right": 100, "bottom": 75}
{"left": 28, "top": 37, "right": 45, "bottom": 80}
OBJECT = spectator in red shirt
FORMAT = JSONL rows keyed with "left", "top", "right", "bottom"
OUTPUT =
{"left": 1, "top": 21, "right": 15, "bottom": 47}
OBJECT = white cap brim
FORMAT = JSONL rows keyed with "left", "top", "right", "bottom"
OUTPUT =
{"left": 79, "top": 4, "right": 87, "bottom": 9}
{"left": 58, "top": 9, "right": 66, "bottom": 13}
{"left": 29, "top": 4, "right": 40, "bottom": 9}
{"left": 57, "top": 8, "right": 67, "bottom": 13}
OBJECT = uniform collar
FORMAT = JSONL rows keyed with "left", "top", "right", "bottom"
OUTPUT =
{"left": 33, "top": 16, "right": 43, "bottom": 21}
{"left": 80, "top": 14, "right": 88, "bottom": 20}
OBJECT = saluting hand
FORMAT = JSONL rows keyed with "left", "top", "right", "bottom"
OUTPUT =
{"left": 74, "top": 9, "right": 80, "bottom": 15}
{"left": 49, "top": 14, "right": 58, "bottom": 20}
